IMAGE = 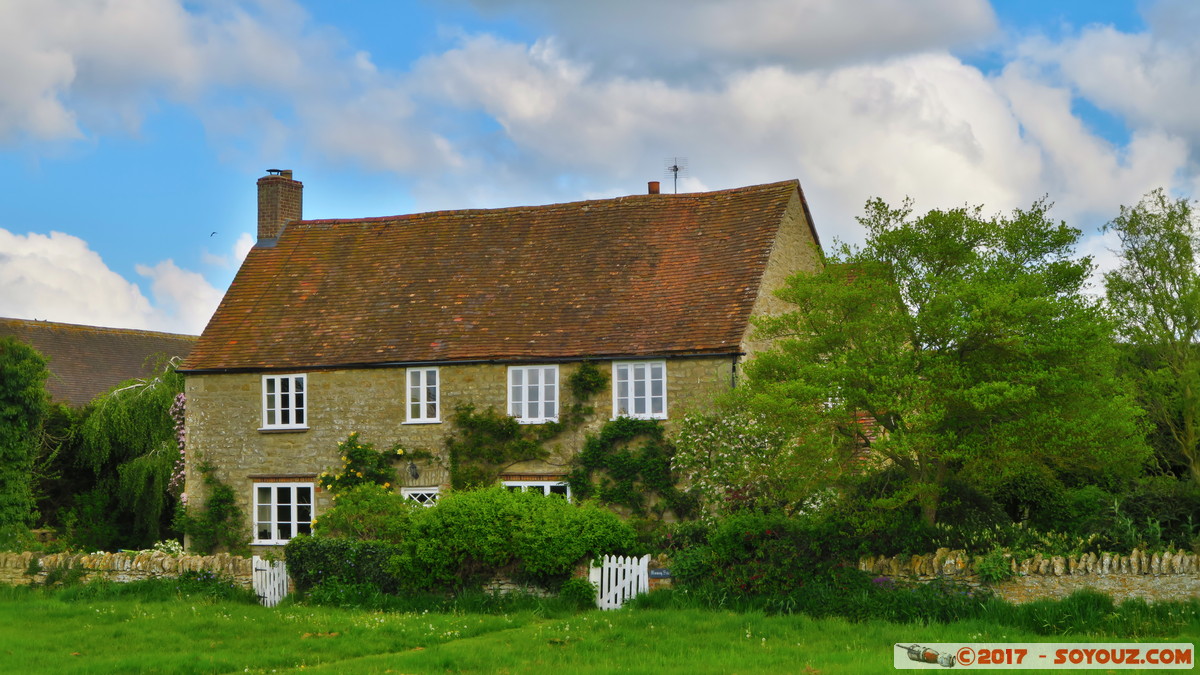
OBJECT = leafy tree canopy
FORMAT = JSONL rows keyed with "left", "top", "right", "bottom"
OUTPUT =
{"left": 746, "top": 197, "right": 1149, "bottom": 526}
{"left": 76, "top": 356, "right": 184, "bottom": 548}
{"left": 1104, "top": 188, "right": 1200, "bottom": 483}
{"left": 0, "top": 336, "right": 49, "bottom": 539}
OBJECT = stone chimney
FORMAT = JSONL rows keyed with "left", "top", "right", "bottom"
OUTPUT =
{"left": 257, "top": 169, "right": 303, "bottom": 241}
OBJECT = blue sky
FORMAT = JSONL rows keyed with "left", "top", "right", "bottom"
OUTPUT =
{"left": 1, "top": 0, "right": 1195, "bottom": 334}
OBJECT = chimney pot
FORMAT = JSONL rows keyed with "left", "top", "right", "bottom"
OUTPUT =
{"left": 257, "top": 170, "right": 303, "bottom": 241}
{"left": 648, "top": 181, "right": 661, "bottom": 195}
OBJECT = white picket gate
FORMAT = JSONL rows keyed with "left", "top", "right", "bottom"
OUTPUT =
{"left": 590, "top": 554, "right": 649, "bottom": 610}
{"left": 252, "top": 556, "right": 289, "bottom": 608}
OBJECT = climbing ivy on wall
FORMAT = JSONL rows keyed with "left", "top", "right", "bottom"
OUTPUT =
{"left": 173, "top": 461, "right": 248, "bottom": 555}
{"left": 446, "top": 361, "right": 608, "bottom": 490}
{"left": 566, "top": 417, "right": 697, "bottom": 521}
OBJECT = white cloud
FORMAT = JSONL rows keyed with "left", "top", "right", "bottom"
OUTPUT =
{"left": 135, "top": 260, "right": 224, "bottom": 334}
{"left": 0, "top": 0, "right": 348, "bottom": 142}
{"left": 458, "top": 0, "right": 997, "bottom": 75}
{"left": 0, "top": 228, "right": 220, "bottom": 334}
{"left": 3, "top": 0, "right": 1199, "bottom": 322}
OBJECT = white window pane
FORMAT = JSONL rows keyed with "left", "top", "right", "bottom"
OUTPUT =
{"left": 652, "top": 396, "right": 664, "bottom": 415}
{"left": 512, "top": 369, "right": 523, "bottom": 386}
{"left": 427, "top": 369, "right": 437, "bottom": 386}
{"left": 294, "top": 377, "right": 304, "bottom": 393}
{"left": 426, "top": 401, "right": 436, "bottom": 418}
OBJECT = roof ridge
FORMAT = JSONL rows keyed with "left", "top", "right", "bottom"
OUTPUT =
{"left": 295, "top": 179, "right": 801, "bottom": 227}
{"left": 0, "top": 317, "right": 198, "bottom": 340}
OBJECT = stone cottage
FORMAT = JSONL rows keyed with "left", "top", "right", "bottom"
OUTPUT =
{"left": 179, "top": 171, "right": 823, "bottom": 552}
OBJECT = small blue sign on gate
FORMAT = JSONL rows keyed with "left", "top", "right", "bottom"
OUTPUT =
{"left": 648, "top": 568, "right": 672, "bottom": 579}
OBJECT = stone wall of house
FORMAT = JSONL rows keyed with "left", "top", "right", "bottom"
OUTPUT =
{"left": 741, "top": 189, "right": 824, "bottom": 358}
{"left": 859, "top": 548, "right": 1200, "bottom": 604}
{"left": 184, "top": 356, "right": 733, "bottom": 556}
{"left": 0, "top": 551, "right": 254, "bottom": 589}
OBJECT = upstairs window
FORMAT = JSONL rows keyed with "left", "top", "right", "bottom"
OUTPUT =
{"left": 253, "top": 482, "right": 313, "bottom": 545}
{"left": 406, "top": 367, "right": 440, "bottom": 423}
{"left": 613, "top": 361, "right": 667, "bottom": 419}
{"left": 262, "top": 374, "right": 307, "bottom": 429}
{"left": 508, "top": 365, "right": 558, "bottom": 423}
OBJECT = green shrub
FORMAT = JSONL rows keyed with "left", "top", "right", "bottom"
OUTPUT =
{"left": 284, "top": 535, "right": 405, "bottom": 594}
{"left": 313, "top": 483, "right": 417, "bottom": 541}
{"left": 558, "top": 577, "right": 597, "bottom": 610}
{"left": 399, "top": 486, "right": 635, "bottom": 589}
{"left": 974, "top": 549, "right": 1014, "bottom": 582}
{"left": 672, "top": 512, "right": 855, "bottom": 599}
{"left": 288, "top": 486, "right": 636, "bottom": 594}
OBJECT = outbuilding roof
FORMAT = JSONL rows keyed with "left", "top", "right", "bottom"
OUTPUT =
{"left": 0, "top": 318, "right": 197, "bottom": 406}
{"left": 183, "top": 180, "right": 813, "bottom": 372}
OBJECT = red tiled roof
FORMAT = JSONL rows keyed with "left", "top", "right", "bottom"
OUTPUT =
{"left": 0, "top": 318, "right": 197, "bottom": 406}
{"left": 183, "top": 180, "right": 807, "bottom": 372}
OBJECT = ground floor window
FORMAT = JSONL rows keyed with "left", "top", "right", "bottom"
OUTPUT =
{"left": 401, "top": 487, "right": 440, "bottom": 507}
{"left": 254, "top": 482, "right": 313, "bottom": 544}
{"left": 503, "top": 480, "right": 570, "bottom": 500}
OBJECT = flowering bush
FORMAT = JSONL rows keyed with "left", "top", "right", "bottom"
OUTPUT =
{"left": 167, "top": 393, "right": 186, "bottom": 496}
{"left": 318, "top": 433, "right": 401, "bottom": 495}
{"left": 672, "top": 410, "right": 839, "bottom": 521}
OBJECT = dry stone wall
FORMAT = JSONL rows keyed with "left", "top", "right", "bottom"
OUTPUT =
{"left": 0, "top": 551, "right": 254, "bottom": 589}
{"left": 859, "top": 548, "right": 1200, "bottom": 604}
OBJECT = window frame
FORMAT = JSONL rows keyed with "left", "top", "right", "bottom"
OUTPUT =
{"left": 401, "top": 486, "right": 440, "bottom": 507}
{"left": 261, "top": 373, "right": 308, "bottom": 430}
{"left": 502, "top": 480, "right": 571, "bottom": 500}
{"left": 252, "top": 482, "right": 314, "bottom": 545}
{"left": 612, "top": 360, "right": 667, "bottom": 420}
{"left": 405, "top": 367, "right": 441, "bottom": 423}
{"left": 507, "top": 365, "right": 559, "bottom": 424}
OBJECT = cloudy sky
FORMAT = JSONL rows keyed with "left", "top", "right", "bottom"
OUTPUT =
{"left": 0, "top": 0, "right": 1194, "bottom": 334}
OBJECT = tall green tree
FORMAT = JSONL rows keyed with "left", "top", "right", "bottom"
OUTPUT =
{"left": 1104, "top": 188, "right": 1200, "bottom": 484}
{"left": 75, "top": 357, "right": 184, "bottom": 549}
{"left": 0, "top": 336, "right": 49, "bottom": 542}
{"left": 747, "top": 198, "right": 1149, "bottom": 526}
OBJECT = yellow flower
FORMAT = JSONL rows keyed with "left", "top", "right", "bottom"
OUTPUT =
{"left": 383, "top": 483, "right": 391, "bottom": 489}
{"left": 356, "top": 471, "right": 363, "bottom": 478}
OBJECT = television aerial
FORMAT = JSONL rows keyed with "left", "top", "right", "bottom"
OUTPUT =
{"left": 664, "top": 157, "right": 688, "bottom": 194}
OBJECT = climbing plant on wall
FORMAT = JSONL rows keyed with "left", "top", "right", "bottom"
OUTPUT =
{"left": 566, "top": 416, "right": 697, "bottom": 521}
{"left": 445, "top": 361, "right": 608, "bottom": 489}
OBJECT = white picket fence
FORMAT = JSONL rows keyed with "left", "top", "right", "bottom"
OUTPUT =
{"left": 252, "top": 556, "right": 289, "bottom": 607}
{"left": 590, "top": 554, "right": 649, "bottom": 610}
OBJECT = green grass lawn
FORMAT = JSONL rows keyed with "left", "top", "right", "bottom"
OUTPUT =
{"left": 1, "top": 589, "right": 1195, "bottom": 674}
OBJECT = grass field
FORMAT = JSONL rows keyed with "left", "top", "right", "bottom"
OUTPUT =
{"left": 1, "top": 584, "right": 1196, "bottom": 674}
